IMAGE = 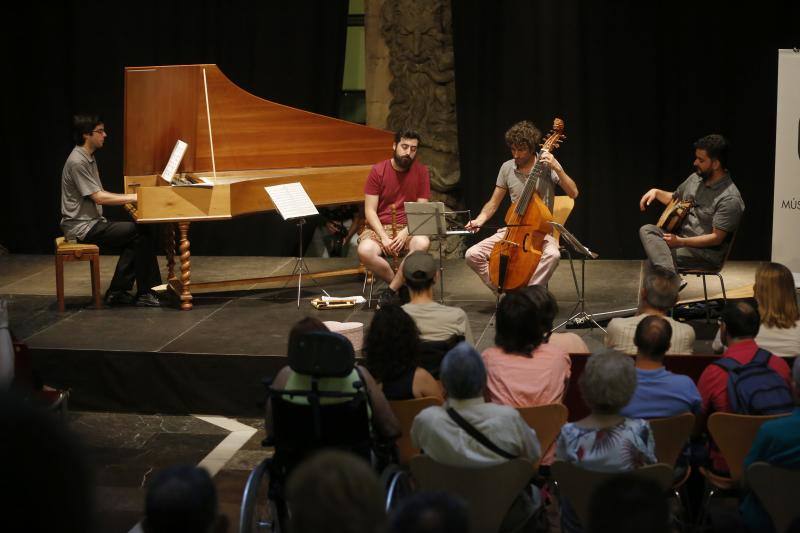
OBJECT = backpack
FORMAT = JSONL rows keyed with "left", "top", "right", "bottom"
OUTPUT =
{"left": 713, "top": 348, "right": 794, "bottom": 415}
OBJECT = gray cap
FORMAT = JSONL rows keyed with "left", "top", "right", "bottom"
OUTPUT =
{"left": 402, "top": 251, "right": 437, "bottom": 282}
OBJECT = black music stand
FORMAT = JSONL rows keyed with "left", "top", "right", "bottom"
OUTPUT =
{"left": 549, "top": 222, "right": 605, "bottom": 332}
{"left": 405, "top": 202, "right": 471, "bottom": 304}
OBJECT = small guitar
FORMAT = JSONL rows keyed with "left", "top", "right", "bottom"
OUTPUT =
{"left": 657, "top": 197, "right": 694, "bottom": 233}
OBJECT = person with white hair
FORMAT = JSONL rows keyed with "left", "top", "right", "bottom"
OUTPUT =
{"left": 411, "top": 342, "right": 541, "bottom": 532}
{"left": 556, "top": 350, "right": 656, "bottom": 533}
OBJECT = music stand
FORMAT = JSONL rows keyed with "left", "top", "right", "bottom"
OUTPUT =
{"left": 549, "top": 221, "right": 605, "bottom": 332}
{"left": 405, "top": 202, "right": 471, "bottom": 304}
{"left": 264, "top": 183, "right": 325, "bottom": 308}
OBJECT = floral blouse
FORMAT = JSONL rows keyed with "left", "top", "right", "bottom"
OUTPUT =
{"left": 556, "top": 418, "right": 657, "bottom": 472}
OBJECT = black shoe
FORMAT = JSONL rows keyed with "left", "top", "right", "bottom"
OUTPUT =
{"left": 377, "top": 288, "right": 399, "bottom": 309}
{"left": 104, "top": 290, "right": 135, "bottom": 306}
{"left": 135, "top": 292, "right": 163, "bottom": 307}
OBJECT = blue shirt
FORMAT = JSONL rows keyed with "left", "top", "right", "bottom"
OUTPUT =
{"left": 620, "top": 367, "right": 702, "bottom": 419}
{"left": 741, "top": 408, "right": 800, "bottom": 532}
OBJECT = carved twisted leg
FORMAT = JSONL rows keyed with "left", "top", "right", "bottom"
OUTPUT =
{"left": 166, "top": 223, "right": 176, "bottom": 281}
{"left": 178, "top": 222, "right": 192, "bottom": 311}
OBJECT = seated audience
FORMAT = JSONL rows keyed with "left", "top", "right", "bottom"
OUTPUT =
{"left": 2, "top": 390, "right": 93, "bottom": 533}
{"left": 740, "top": 357, "right": 800, "bottom": 532}
{"left": 143, "top": 465, "right": 227, "bottom": 533}
{"left": 523, "top": 285, "right": 590, "bottom": 354}
{"left": 587, "top": 475, "right": 670, "bottom": 533}
{"left": 364, "top": 305, "right": 442, "bottom": 401}
{"left": 286, "top": 450, "right": 387, "bottom": 533}
{"left": 402, "top": 251, "right": 473, "bottom": 344}
{"left": 605, "top": 266, "right": 695, "bottom": 354}
{"left": 698, "top": 301, "right": 792, "bottom": 472}
{"left": 388, "top": 491, "right": 469, "bottom": 533}
{"left": 713, "top": 262, "right": 800, "bottom": 357}
{"left": 620, "top": 315, "right": 702, "bottom": 419}
{"left": 412, "top": 342, "right": 541, "bottom": 533}
{"left": 482, "top": 290, "right": 571, "bottom": 407}
{"left": 268, "top": 317, "right": 400, "bottom": 440}
{"left": 556, "top": 350, "right": 656, "bottom": 533}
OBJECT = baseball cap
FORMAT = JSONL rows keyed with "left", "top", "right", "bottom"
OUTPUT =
{"left": 402, "top": 251, "right": 437, "bottom": 282}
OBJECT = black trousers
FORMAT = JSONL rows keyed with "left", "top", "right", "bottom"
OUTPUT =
{"left": 81, "top": 221, "right": 162, "bottom": 294}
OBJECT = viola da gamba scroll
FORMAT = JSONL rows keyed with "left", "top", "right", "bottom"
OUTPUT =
{"left": 488, "top": 118, "right": 565, "bottom": 291}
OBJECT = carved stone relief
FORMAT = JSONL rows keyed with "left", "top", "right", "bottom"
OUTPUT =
{"left": 379, "top": 0, "right": 464, "bottom": 257}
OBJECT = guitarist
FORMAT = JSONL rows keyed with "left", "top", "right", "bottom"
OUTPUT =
{"left": 465, "top": 120, "right": 579, "bottom": 289}
{"left": 639, "top": 134, "right": 744, "bottom": 276}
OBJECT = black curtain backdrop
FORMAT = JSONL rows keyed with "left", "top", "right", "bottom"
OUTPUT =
{"left": 452, "top": 0, "right": 800, "bottom": 260}
{"left": 1, "top": 1, "right": 349, "bottom": 255}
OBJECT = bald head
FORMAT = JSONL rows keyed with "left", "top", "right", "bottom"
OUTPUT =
{"left": 634, "top": 315, "right": 672, "bottom": 360}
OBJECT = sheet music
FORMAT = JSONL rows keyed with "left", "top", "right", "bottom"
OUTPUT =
{"left": 161, "top": 140, "right": 188, "bottom": 183}
{"left": 265, "top": 182, "right": 319, "bottom": 220}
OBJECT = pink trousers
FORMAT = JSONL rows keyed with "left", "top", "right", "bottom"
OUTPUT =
{"left": 464, "top": 228, "right": 560, "bottom": 288}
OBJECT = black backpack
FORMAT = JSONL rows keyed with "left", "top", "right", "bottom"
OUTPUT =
{"left": 713, "top": 348, "right": 794, "bottom": 415}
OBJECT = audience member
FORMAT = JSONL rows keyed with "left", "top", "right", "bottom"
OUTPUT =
{"left": 388, "top": 491, "right": 469, "bottom": 533}
{"left": 620, "top": 315, "right": 702, "bottom": 419}
{"left": 523, "top": 285, "right": 590, "bottom": 353}
{"left": 697, "top": 301, "right": 792, "bottom": 472}
{"left": 556, "top": 350, "right": 656, "bottom": 533}
{"left": 411, "top": 342, "right": 541, "bottom": 533}
{"left": 143, "top": 465, "right": 227, "bottom": 533}
{"left": 1, "top": 390, "right": 93, "bottom": 533}
{"left": 740, "top": 357, "right": 800, "bottom": 532}
{"left": 482, "top": 291, "right": 571, "bottom": 407}
{"left": 713, "top": 262, "right": 800, "bottom": 356}
{"left": 268, "top": 317, "right": 400, "bottom": 440}
{"left": 587, "top": 475, "right": 670, "bottom": 533}
{"left": 286, "top": 450, "right": 387, "bottom": 533}
{"left": 364, "top": 305, "right": 442, "bottom": 401}
{"left": 605, "top": 267, "right": 695, "bottom": 354}
{"left": 402, "top": 251, "right": 473, "bottom": 344}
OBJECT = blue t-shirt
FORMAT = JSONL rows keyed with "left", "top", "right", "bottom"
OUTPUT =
{"left": 620, "top": 367, "right": 702, "bottom": 419}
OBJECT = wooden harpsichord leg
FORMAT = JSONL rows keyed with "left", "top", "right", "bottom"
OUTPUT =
{"left": 177, "top": 222, "right": 193, "bottom": 311}
{"left": 165, "top": 223, "right": 176, "bottom": 281}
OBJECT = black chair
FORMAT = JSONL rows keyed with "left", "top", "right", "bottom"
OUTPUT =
{"left": 418, "top": 334, "right": 464, "bottom": 379}
{"left": 239, "top": 331, "right": 374, "bottom": 533}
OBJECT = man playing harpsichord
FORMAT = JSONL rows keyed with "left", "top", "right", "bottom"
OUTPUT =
{"left": 357, "top": 129, "right": 431, "bottom": 307}
{"left": 60, "top": 114, "right": 163, "bottom": 307}
{"left": 465, "top": 120, "right": 579, "bottom": 289}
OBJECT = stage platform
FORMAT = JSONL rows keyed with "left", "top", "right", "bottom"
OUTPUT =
{"left": 1, "top": 253, "right": 761, "bottom": 416}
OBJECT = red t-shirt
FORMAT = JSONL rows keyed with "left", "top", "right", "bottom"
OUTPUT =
{"left": 697, "top": 339, "right": 792, "bottom": 471}
{"left": 364, "top": 159, "right": 431, "bottom": 224}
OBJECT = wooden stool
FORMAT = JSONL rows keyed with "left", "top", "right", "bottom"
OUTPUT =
{"left": 55, "top": 237, "right": 101, "bottom": 312}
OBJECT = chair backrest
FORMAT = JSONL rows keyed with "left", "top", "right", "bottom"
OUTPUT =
{"left": 707, "top": 412, "right": 790, "bottom": 480}
{"left": 288, "top": 331, "right": 354, "bottom": 378}
{"left": 418, "top": 334, "right": 464, "bottom": 379}
{"left": 515, "top": 403, "right": 568, "bottom": 456}
{"left": 389, "top": 397, "right": 443, "bottom": 465}
{"left": 270, "top": 393, "right": 372, "bottom": 466}
{"left": 648, "top": 412, "right": 695, "bottom": 465}
{"left": 550, "top": 461, "right": 674, "bottom": 527}
{"left": 746, "top": 462, "right": 800, "bottom": 533}
{"left": 410, "top": 455, "right": 535, "bottom": 533}
{"left": 552, "top": 195, "right": 575, "bottom": 242}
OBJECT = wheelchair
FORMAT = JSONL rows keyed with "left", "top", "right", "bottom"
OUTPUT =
{"left": 239, "top": 331, "right": 411, "bottom": 533}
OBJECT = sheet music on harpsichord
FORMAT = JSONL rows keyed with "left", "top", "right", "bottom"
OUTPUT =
{"left": 162, "top": 140, "right": 213, "bottom": 187}
{"left": 265, "top": 182, "right": 319, "bottom": 221}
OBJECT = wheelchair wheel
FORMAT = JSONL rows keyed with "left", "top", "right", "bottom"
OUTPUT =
{"left": 239, "top": 458, "right": 284, "bottom": 533}
{"left": 381, "top": 464, "right": 414, "bottom": 512}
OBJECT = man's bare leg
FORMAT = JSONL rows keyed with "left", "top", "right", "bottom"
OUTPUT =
{"left": 388, "top": 235, "right": 431, "bottom": 291}
{"left": 358, "top": 239, "right": 395, "bottom": 283}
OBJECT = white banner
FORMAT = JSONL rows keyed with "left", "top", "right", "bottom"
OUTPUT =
{"left": 772, "top": 49, "right": 800, "bottom": 281}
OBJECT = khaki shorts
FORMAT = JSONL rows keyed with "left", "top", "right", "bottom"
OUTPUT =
{"left": 358, "top": 223, "right": 411, "bottom": 256}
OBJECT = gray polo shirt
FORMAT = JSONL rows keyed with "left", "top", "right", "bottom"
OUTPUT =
{"left": 60, "top": 146, "right": 105, "bottom": 241}
{"left": 495, "top": 157, "right": 560, "bottom": 212}
{"left": 675, "top": 172, "right": 744, "bottom": 266}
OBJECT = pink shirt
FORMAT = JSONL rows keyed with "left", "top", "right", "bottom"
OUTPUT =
{"left": 364, "top": 159, "right": 430, "bottom": 224}
{"left": 482, "top": 344, "right": 572, "bottom": 408}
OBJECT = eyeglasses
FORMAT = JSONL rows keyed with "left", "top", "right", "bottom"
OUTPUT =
{"left": 91, "top": 129, "right": 106, "bottom": 135}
